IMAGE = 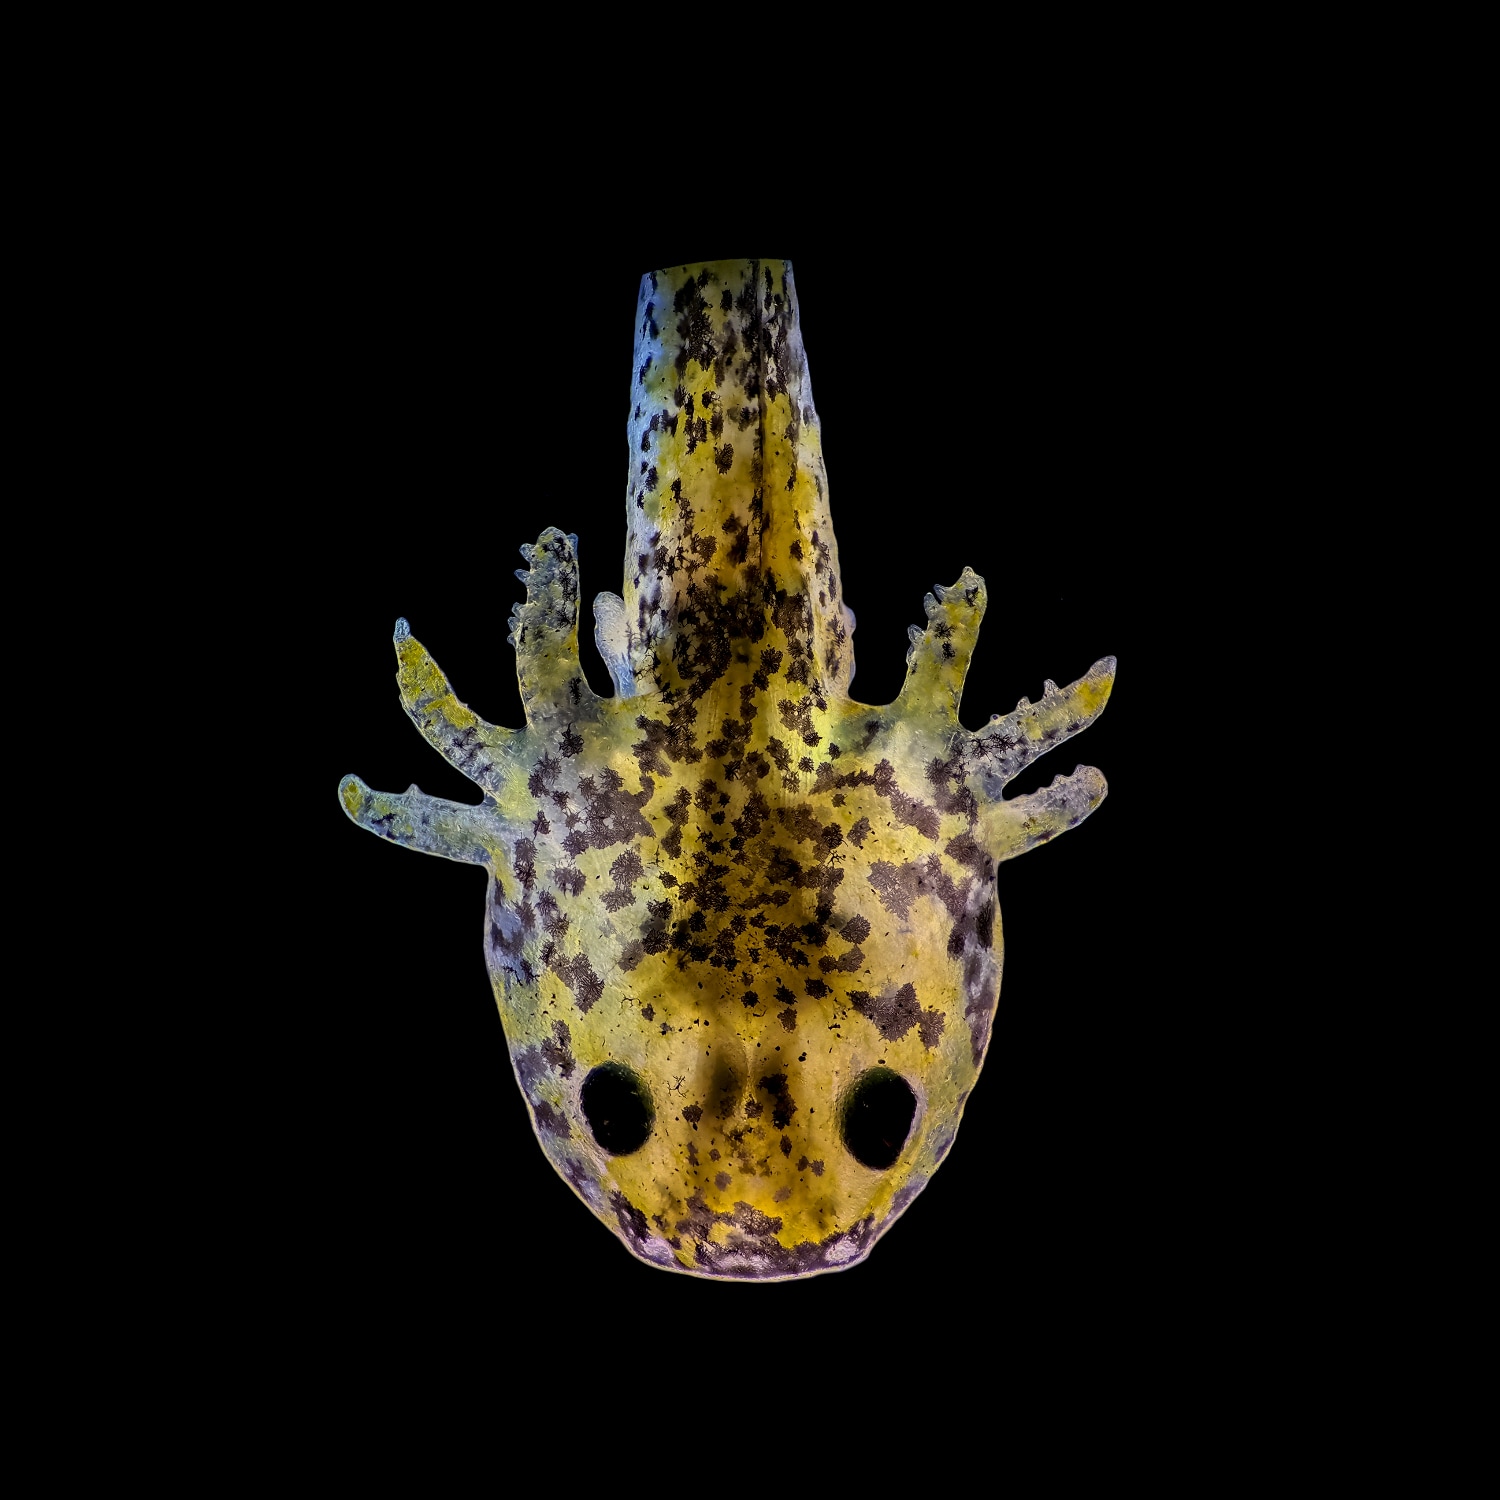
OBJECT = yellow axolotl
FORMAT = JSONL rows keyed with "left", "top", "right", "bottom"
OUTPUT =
{"left": 339, "top": 258, "right": 1114, "bottom": 1280}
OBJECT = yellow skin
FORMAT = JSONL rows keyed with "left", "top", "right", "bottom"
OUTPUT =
{"left": 340, "top": 260, "right": 1114, "bottom": 1279}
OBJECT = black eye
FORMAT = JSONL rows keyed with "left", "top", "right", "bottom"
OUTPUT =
{"left": 581, "top": 1063, "right": 655, "bottom": 1155}
{"left": 841, "top": 1068, "right": 917, "bottom": 1170}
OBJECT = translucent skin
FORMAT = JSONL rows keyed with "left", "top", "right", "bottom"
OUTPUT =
{"left": 340, "top": 259, "right": 1114, "bottom": 1279}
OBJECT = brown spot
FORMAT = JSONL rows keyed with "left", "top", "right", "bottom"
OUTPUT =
{"left": 731, "top": 1202, "right": 783, "bottom": 1238}
{"left": 531, "top": 1101, "right": 570, "bottom": 1137}
{"left": 540, "top": 1020, "right": 575, "bottom": 1077}
{"left": 850, "top": 982, "right": 947, "bottom": 1049}
{"left": 918, "top": 1008, "right": 947, "bottom": 1049}
{"left": 757, "top": 1072, "right": 797, "bottom": 1129}
{"left": 944, "top": 831, "right": 993, "bottom": 875}
{"left": 610, "top": 1191, "right": 651, "bottom": 1246}
{"left": 555, "top": 954, "right": 605, "bottom": 1013}
{"left": 869, "top": 861, "right": 920, "bottom": 920}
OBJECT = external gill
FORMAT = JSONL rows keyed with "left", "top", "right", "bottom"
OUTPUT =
{"left": 895, "top": 563, "right": 1115, "bottom": 860}
{"left": 592, "top": 590, "right": 637, "bottom": 701}
{"left": 896, "top": 566, "right": 988, "bottom": 723}
{"left": 338, "top": 773, "right": 493, "bottom": 866}
{"left": 506, "top": 527, "right": 600, "bottom": 726}
{"left": 393, "top": 616, "right": 514, "bottom": 795}
{"left": 337, "top": 612, "right": 514, "bottom": 863}
{"left": 341, "top": 525, "right": 608, "bottom": 866}
{"left": 985, "top": 765, "right": 1110, "bottom": 863}
{"left": 973, "top": 656, "right": 1117, "bottom": 786}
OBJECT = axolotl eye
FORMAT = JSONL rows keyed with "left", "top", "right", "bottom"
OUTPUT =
{"left": 840, "top": 1068, "right": 919, "bottom": 1170}
{"left": 581, "top": 1063, "right": 655, "bottom": 1156}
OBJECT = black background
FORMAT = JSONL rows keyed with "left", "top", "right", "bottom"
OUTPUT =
{"left": 264, "top": 191, "right": 1231, "bottom": 1359}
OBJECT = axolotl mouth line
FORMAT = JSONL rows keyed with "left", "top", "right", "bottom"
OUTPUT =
{"left": 339, "top": 258, "right": 1114, "bottom": 1280}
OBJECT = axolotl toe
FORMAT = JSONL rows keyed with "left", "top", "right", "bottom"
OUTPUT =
{"left": 339, "top": 258, "right": 1114, "bottom": 1280}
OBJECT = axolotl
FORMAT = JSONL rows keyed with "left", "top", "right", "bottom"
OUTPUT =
{"left": 339, "top": 258, "right": 1114, "bottom": 1279}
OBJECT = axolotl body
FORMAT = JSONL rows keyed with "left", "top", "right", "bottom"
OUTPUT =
{"left": 340, "top": 258, "right": 1114, "bottom": 1279}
